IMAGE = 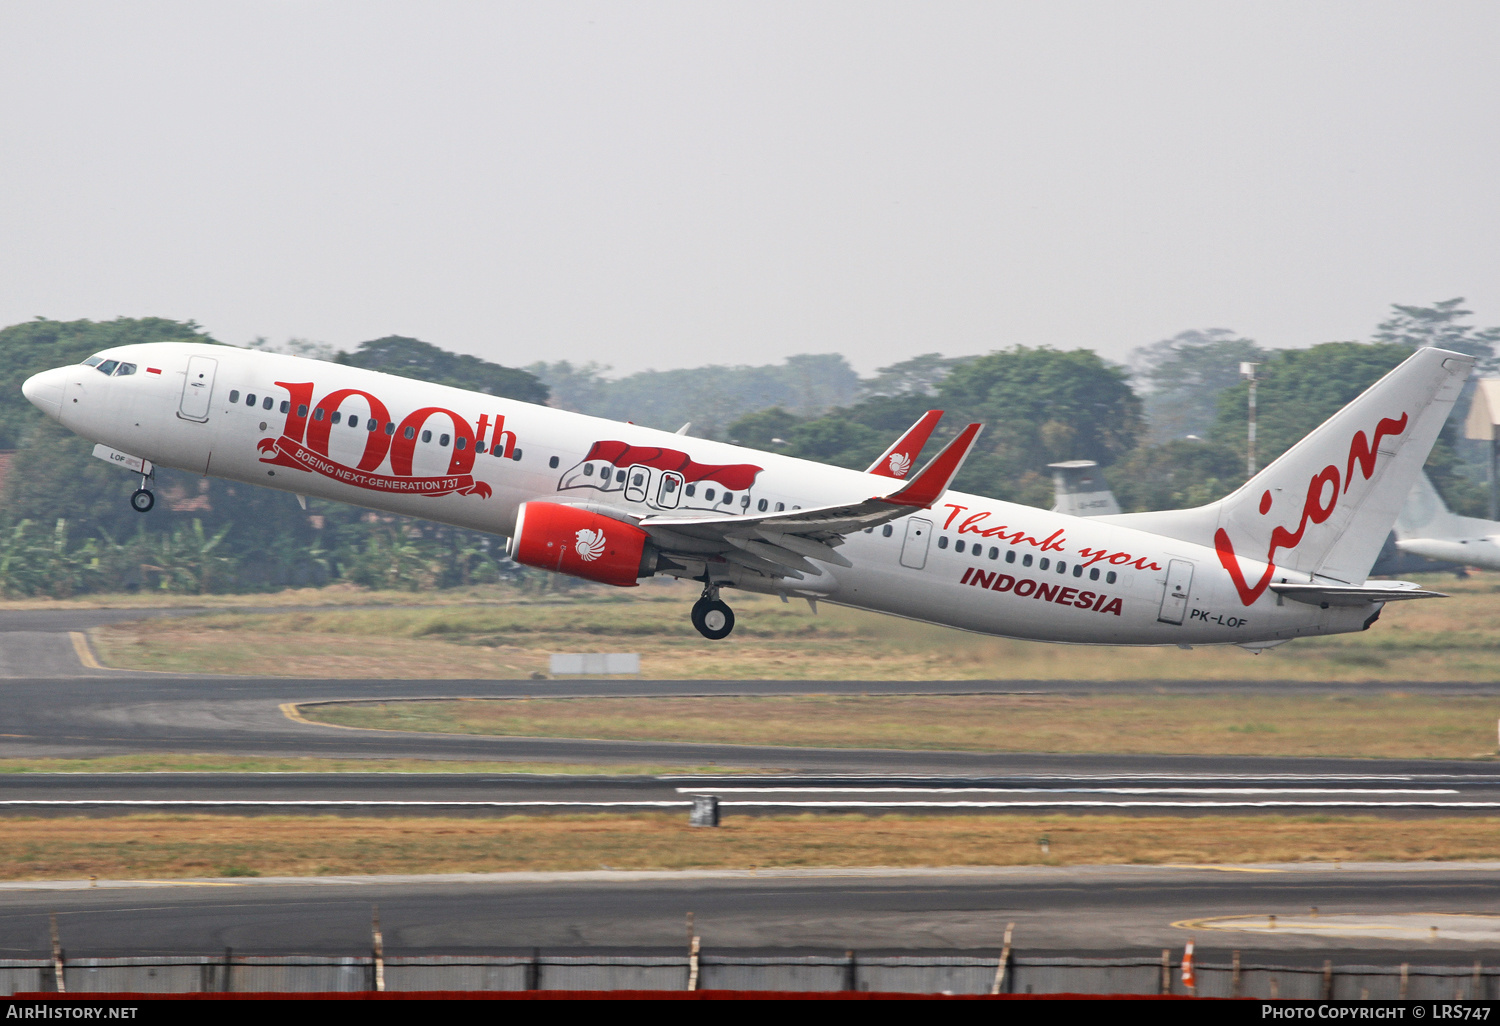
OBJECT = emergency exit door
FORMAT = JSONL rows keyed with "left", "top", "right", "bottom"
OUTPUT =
{"left": 899, "top": 518, "right": 932, "bottom": 569}
{"left": 1157, "top": 559, "right": 1194, "bottom": 625}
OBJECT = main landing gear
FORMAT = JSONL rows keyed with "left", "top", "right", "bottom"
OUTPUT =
{"left": 130, "top": 470, "right": 155, "bottom": 513}
{"left": 691, "top": 584, "right": 735, "bottom": 641}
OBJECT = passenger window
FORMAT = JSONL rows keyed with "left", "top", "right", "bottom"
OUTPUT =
{"left": 313, "top": 408, "right": 325, "bottom": 421}
{"left": 404, "top": 426, "right": 417, "bottom": 439}
{"left": 114, "top": 363, "right": 136, "bottom": 376}
{"left": 758, "top": 499, "right": 768, "bottom": 512}
{"left": 686, "top": 485, "right": 696, "bottom": 497}
{"left": 615, "top": 469, "right": 626, "bottom": 483}
{"left": 297, "top": 404, "right": 308, "bottom": 417}
{"left": 955, "top": 540, "right": 965, "bottom": 554}
{"left": 263, "top": 397, "right": 274, "bottom": 411}
{"left": 705, "top": 488, "right": 716, "bottom": 502}
{"left": 864, "top": 527, "right": 873, "bottom": 534}
{"left": 1106, "top": 571, "right": 1117, "bottom": 584}
{"left": 1022, "top": 553, "right": 1033, "bottom": 567}
{"left": 422, "top": 430, "right": 431, "bottom": 443}
{"left": 938, "top": 536, "right": 949, "bottom": 550}
{"left": 583, "top": 463, "right": 593, "bottom": 476}
{"left": 1073, "top": 565, "right": 1083, "bottom": 578}
{"left": 332, "top": 411, "right": 341, "bottom": 424}
{"left": 385, "top": 423, "right": 395, "bottom": 435}
{"left": 440, "top": 434, "right": 450, "bottom": 446}
{"left": 511, "top": 449, "right": 523, "bottom": 461}
{"left": 280, "top": 401, "right": 290, "bottom": 414}
{"left": 632, "top": 473, "right": 644, "bottom": 486}
{"left": 775, "top": 503, "right": 785, "bottom": 512}
{"left": 723, "top": 492, "right": 734, "bottom": 504}
{"left": 1056, "top": 561, "right": 1066, "bottom": 574}
{"left": 662, "top": 477, "right": 678, "bottom": 491}
{"left": 882, "top": 525, "right": 893, "bottom": 538}
{"left": 246, "top": 394, "right": 257, "bottom": 406}
{"left": 988, "top": 546, "right": 998, "bottom": 559}
{"left": 549, "top": 456, "right": 559, "bottom": 468}
{"left": 456, "top": 437, "right": 467, "bottom": 450}
{"left": 476, "top": 441, "right": 486, "bottom": 453}
{"left": 1039, "top": 558, "right": 1049, "bottom": 570}
{"left": 1089, "top": 568, "right": 1100, "bottom": 581}
{"left": 367, "top": 418, "right": 378, "bottom": 431}
{"left": 741, "top": 495, "right": 750, "bottom": 508}
{"left": 96, "top": 360, "right": 118, "bottom": 375}
{"left": 229, "top": 390, "right": 240, "bottom": 403}
{"left": 1006, "top": 550, "right": 1016, "bottom": 564}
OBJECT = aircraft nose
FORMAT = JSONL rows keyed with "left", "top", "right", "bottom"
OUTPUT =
{"left": 21, "top": 367, "right": 68, "bottom": 420}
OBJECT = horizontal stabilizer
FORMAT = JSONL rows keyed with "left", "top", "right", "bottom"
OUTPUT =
{"left": 1270, "top": 581, "right": 1445, "bottom": 607}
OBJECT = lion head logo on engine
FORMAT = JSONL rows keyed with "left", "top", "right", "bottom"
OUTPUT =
{"left": 887, "top": 452, "right": 912, "bottom": 477}
{"left": 575, "top": 528, "right": 606, "bottom": 561}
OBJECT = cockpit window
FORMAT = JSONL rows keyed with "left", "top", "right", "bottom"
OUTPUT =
{"left": 113, "top": 363, "right": 136, "bottom": 377}
{"left": 95, "top": 360, "right": 119, "bottom": 375}
{"left": 83, "top": 356, "right": 104, "bottom": 368}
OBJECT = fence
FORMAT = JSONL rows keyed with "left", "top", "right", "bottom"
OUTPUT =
{"left": 0, "top": 953, "right": 1493, "bottom": 997}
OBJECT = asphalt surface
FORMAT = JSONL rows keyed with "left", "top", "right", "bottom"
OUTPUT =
{"left": 0, "top": 863, "right": 1496, "bottom": 961}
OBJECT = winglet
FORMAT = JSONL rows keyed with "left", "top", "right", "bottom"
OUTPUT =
{"left": 877, "top": 422, "right": 983, "bottom": 508}
{"left": 866, "top": 410, "right": 943, "bottom": 479}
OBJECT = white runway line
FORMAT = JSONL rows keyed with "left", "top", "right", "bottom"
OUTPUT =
{"left": 678, "top": 787, "right": 1462, "bottom": 796}
{"left": 0, "top": 798, "right": 1495, "bottom": 809}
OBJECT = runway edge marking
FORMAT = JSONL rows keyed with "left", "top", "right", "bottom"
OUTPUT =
{"left": 69, "top": 631, "right": 102, "bottom": 670}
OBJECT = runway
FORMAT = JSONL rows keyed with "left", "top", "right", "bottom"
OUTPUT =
{"left": 0, "top": 863, "right": 1497, "bottom": 961}
{"left": 3, "top": 770, "right": 1500, "bottom": 815}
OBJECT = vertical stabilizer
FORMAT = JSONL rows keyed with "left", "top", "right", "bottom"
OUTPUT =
{"left": 1049, "top": 460, "right": 1121, "bottom": 516}
{"left": 1099, "top": 347, "right": 1474, "bottom": 596}
{"left": 1394, "top": 472, "right": 1461, "bottom": 540}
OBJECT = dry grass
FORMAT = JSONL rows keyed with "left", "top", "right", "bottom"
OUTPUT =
{"left": 0, "top": 754, "right": 761, "bottom": 775}
{"left": 2, "top": 814, "right": 1498, "bottom": 880}
{"left": 303, "top": 693, "right": 1500, "bottom": 760}
{"left": 87, "top": 573, "right": 1500, "bottom": 682}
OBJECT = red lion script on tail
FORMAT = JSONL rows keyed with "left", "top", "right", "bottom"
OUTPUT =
{"left": 581, "top": 441, "right": 762, "bottom": 490}
{"left": 1215, "top": 413, "right": 1408, "bottom": 605}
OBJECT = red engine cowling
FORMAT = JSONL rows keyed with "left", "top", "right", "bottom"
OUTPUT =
{"left": 510, "top": 501, "right": 654, "bottom": 587}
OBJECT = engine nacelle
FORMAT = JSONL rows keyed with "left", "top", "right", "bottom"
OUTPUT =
{"left": 509, "top": 501, "right": 655, "bottom": 587}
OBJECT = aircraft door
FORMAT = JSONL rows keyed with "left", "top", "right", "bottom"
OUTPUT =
{"left": 624, "top": 465, "right": 650, "bottom": 503}
{"left": 178, "top": 356, "right": 217, "bottom": 422}
{"left": 1157, "top": 559, "right": 1194, "bottom": 625}
{"left": 899, "top": 518, "right": 932, "bottom": 569}
{"left": 657, "top": 471, "right": 683, "bottom": 509}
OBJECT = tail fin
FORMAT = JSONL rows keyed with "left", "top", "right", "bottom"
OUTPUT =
{"left": 1049, "top": 460, "right": 1121, "bottom": 516}
{"left": 1394, "top": 471, "right": 1461, "bottom": 539}
{"left": 1099, "top": 347, "right": 1474, "bottom": 594}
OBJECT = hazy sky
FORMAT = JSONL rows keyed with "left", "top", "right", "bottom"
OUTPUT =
{"left": 3, "top": 2, "right": 1499, "bottom": 375}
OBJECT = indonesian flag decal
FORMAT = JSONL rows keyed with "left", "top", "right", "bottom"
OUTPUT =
{"left": 581, "top": 441, "right": 763, "bottom": 490}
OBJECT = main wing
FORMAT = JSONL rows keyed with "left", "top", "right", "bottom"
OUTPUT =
{"left": 639, "top": 423, "right": 983, "bottom": 581}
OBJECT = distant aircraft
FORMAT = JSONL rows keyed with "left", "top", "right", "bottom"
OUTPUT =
{"left": 1049, "top": 461, "right": 1120, "bottom": 517}
{"left": 1390, "top": 471, "right": 1500, "bottom": 570}
{"left": 22, "top": 344, "right": 1471, "bottom": 649}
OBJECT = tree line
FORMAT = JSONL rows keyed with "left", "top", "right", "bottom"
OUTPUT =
{"left": 0, "top": 300, "right": 1493, "bottom": 596}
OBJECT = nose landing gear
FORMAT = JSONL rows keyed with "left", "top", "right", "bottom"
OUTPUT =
{"left": 691, "top": 584, "right": 735, "bottom": 640}
{"left": 130, "top": 470, "right": 155, "bottom": 513}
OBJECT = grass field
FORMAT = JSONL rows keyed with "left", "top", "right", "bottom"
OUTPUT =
{"left": 2, "top": 814, "right": 1497, "bottom": 880}
{"left": 302, "top": 693, "right": 1500, "bottom": 760}
{"left": 83, "top": 574, "right": 1500, "bottom": 682}
{"left": 0, "top": 754, "right": 758, "bottom": 775}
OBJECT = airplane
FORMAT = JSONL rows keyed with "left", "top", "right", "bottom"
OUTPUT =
{"left": 1048, "top": 457, "right": 1459, "bottom": 578}
{"left": 21, "top": 343, "right": 1472, "bottom": 649}
{"left": 1390, "top": 470, "right": 1500, "bottom": 570}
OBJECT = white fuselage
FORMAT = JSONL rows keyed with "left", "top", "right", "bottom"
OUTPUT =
{"left": 32, "top": 343, "right": 1375, "bottom": 647}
